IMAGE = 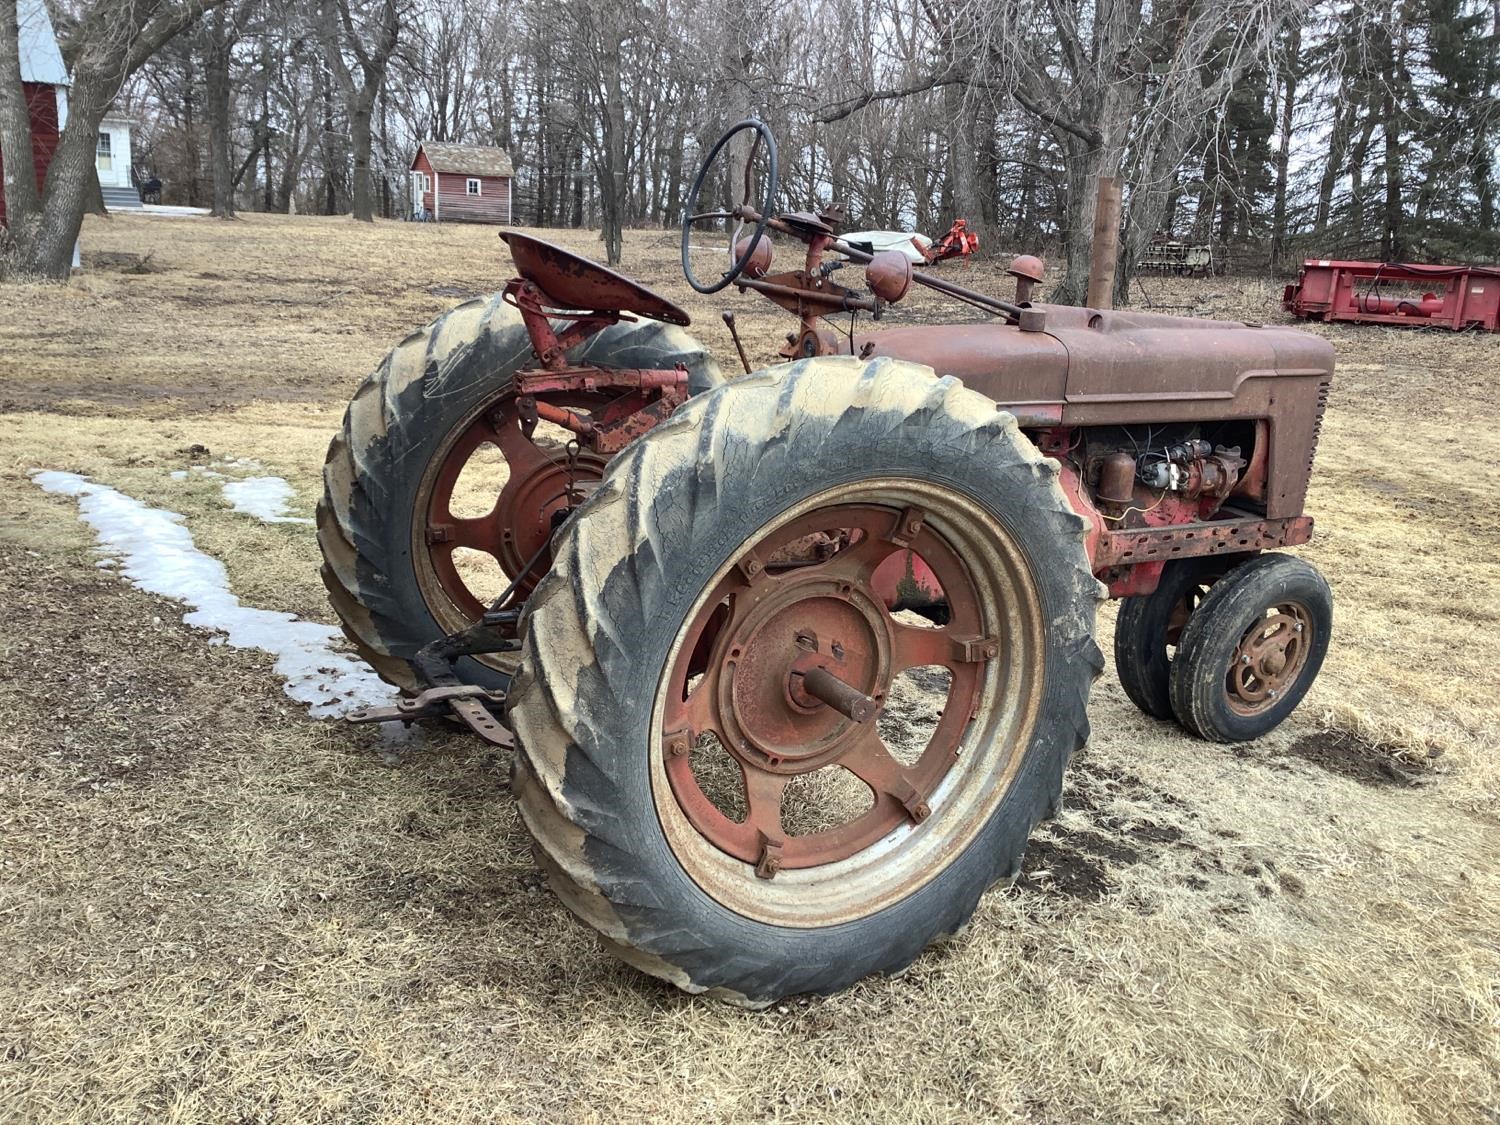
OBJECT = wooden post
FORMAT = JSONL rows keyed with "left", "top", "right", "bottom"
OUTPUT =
{"left": 1087, "top": 176, "right": 1122, "bottom": 310}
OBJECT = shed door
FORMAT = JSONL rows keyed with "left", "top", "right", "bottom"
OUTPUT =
{"left": 96, "top": 131, "right": 115, "bottom": 185}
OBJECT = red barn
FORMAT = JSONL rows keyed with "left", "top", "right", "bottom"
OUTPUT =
{"left": 0, "top": 0, "right": 67, "bottom": 228}
{"left": 410, "top": 141, "right": 514, "bottom": 225}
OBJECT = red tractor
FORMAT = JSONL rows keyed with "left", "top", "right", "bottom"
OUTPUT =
{"left": 320, "top": 120, "right": 1334, "bottom": 1005}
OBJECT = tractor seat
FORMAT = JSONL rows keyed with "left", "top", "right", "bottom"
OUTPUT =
{"left": 500, "top": 232, "right": 690, "bottom": 326}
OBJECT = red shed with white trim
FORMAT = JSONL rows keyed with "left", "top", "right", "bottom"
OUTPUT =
{"left": 410, "top": 141, "right": 514, "bottom": 225}
{"left": 0, "top": 0, "right": 68, "bottom": 228}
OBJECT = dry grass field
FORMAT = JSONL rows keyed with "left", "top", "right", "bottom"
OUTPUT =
{"left": 1, "top": 212, "right": 1496, "bottom": 1124}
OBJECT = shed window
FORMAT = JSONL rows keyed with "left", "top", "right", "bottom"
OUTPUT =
{"left": 96, "top": 132, "right": 112, "bottom": 171}
{"left": 466, "top": 178, "right": 481, "bottom": 196}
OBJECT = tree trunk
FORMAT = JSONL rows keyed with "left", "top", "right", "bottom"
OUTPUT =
{"left": 349, "top": 99, "right": 373, "bottom": 220}
{"left": 1379, "top": 15, "right": 1405, "bottom": 260}
{"left": 1269, "top": 26, "right": 1299, "bottom": 269}
{"left": 596, "top": 22, "right": 626, "bottom": 264}
{"left": 206, "top": 12, "right": 236, "bottom": 219}
{"left": 1314, "top": 101, "right": 1351, "bottom": 234}
{"left": 0, "top": 0, "right": 41, "bottom": 256}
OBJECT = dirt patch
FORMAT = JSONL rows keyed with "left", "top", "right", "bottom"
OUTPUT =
{"left": 1014, "top": 757, "right": 1197, "bottom": 903}
{"left": 1282, "top": 728, "right": 1437, "bottom": 787}
{"left": 83, "top": 249, "right": 161, "bottom": 274}
{"left": 1015, "top": 834, "right": 1120, "bottom": 901}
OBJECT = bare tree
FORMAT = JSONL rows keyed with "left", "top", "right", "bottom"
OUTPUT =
{"left": 320, "top": 0, "right": 398, "bottom": 221}
{"left": 1, "top": 0, "right": 229, "bottom": 278}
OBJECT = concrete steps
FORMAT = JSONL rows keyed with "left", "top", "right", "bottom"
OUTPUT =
{"left": 101, "top": 185, "right": 142, "bottom": 211}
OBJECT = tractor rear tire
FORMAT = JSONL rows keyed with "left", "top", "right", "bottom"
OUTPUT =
{"left": 1168, "top": 554, "right": 1332, "bottom": 742}
{"left": 317, "top": 293, "right": 722, "bottom": 692}
{"left": 508, "top": 356, "right": 1103, "bottom": 1005}
{"left": 1113, "top": 557, "right": 1221, "bottom": 719}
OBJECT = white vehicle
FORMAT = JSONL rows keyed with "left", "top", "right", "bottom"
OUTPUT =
{"left": 839, "top": 229, "right": 933, "bottom": 264}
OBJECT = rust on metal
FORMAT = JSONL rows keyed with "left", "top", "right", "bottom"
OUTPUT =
{"left": 660, "top": 501, "right": 988, "bottom": 871}
{"left": 865, "top": 251, "right": 913, "bottom": 304}
{"left": 1282, "top": 258, "right": 1500, "bottom": 332}
{"left": 501, "top": 231, "right": 690, "bottom": 325}
{"left": 1094, "top": 515, "right": 1314, "bottom": 569}
{"left": 1227, "top": 603, "right": 1313, "bottom": 714}
{"left": 1086, "top": 176, "right": 1122, "bottom": 310}
{"left": 348, "top": 685, "right": 513, "bottom": 747}
{"left": 798, "top": 665, "right": 882, "bottom": 722}
{"left": 1007, "top": 254, "right": 1045, "bottom": 304}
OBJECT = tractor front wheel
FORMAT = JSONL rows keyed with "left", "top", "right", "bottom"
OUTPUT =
{"left": 508, "top": 357, "right": 1102, "bottom": 1004}
{"left": 1168, "top": 554, "right": 1332, "bottom": 742}
{"left": 1113, "top": 557, "right": 1222, "bottom": 719}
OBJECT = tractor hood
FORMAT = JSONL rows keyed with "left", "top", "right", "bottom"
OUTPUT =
{"left": 852, "top": 304, "right": 1335, "bottom": 427}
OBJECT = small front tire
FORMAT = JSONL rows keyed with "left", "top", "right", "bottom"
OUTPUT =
{"left": 1113, "top": 557, "right": 1221, "bottom": 719}
{"left": 1168, "top": 554, "right": 1332, "bottom": 742}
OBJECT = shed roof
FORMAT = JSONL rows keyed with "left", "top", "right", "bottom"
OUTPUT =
{"left": 415, "top": 141, "right": 514, "bottom": 178}
{"left": 17, "top": 0, "right": 67, "bottom": 86}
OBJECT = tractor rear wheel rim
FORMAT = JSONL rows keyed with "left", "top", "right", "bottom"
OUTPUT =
{"left": 652, "top": 482, "right": 1046, "bottom": 928}
{"left": 414, "top": 392, "right": 607, "bottom": 628}
{"left": 1225, "top": 601, "right": 1313, "bottom": 715}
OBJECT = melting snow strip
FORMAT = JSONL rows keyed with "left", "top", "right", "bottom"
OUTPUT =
{"left": 221, "top": 476, "right": 315, "bottom": 525}
{"left": 32, "top": 470, "right": 392, "bottom": 719}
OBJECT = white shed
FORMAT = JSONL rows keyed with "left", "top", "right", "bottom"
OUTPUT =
{"left": 96, "top": 112, "right": 139, "bottom": 209}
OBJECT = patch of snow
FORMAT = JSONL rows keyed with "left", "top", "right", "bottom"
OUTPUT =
{"left": 140, "top": 203, "right": 211, "bottom": 217}
{"left": 32, "top": 470, "right": 392, "bottom": 719}
{"left": 222, "top": 476, "right": 314, "bottom": 525}
{"left": 169, "top": 470, "right": 188, "bottom": 481}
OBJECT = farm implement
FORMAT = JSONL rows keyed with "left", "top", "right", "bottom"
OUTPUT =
{"left": 319, "top": 119, "right": 1335, "bottom": 1004}
{"left": 1282, "top": 258, "right": 1500, "bottom": 331}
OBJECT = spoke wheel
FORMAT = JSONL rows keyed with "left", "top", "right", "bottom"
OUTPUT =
{"left": 1169, "top": 553, "right": 1332, "bottom": 743}
{"left": 316, "top": 293, "right": 722, "bottom": 691}
{"left": 511, "top": 355, "right": 1102, "bottom": 1002}
{"left": 660, "top": 500, "right": 1025, "bottom": 894}
{"left": 414, "top": 391, "right": 608, "bottom": 628}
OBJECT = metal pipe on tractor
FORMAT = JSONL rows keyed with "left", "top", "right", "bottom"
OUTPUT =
{"left": 317, "top": 116, "right": 1336, "bottom": 1006}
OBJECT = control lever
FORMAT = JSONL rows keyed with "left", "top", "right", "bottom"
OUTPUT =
{"left": 721, "top": 310, "right": 752, "bottom": 374}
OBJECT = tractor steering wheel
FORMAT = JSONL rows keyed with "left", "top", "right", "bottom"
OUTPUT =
{"left": 680, "top": 119, "right": 779, "bottom": 295}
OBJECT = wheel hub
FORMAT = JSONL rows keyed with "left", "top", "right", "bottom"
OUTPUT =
{"left": 490, "top": 453, "right": 601, "bottom": 577}
{"left": 1227, "top": 605, "right": 1310, "bottom": 712}
{"left": 718, "top": 577, "right": 890, "bottom": 772}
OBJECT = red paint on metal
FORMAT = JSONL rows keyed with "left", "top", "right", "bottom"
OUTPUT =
{"left": 660, "top": 503, "right": 985, "bottom": 871}
{"left": 870, "top": 549, "right": 942, "bottom": 611}
{"left": 926, "top": 218, "right": 979, "bottom": 263}
{"left": 502, "top": 232, "right": 691, "bottom": 326}
{"left": 1283, "top": 259, "right": 1500, "bottom": 331}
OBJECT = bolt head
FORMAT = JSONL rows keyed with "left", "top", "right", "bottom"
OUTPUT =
{"left": 1293, "top": 622, "right": 1304, "bottom": 633}
{"left": 1267, "top": 688, "right": 1279, "bottom": 699}
{"left": 1241, "top": 654, "right": 1252, "bottom": 665}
